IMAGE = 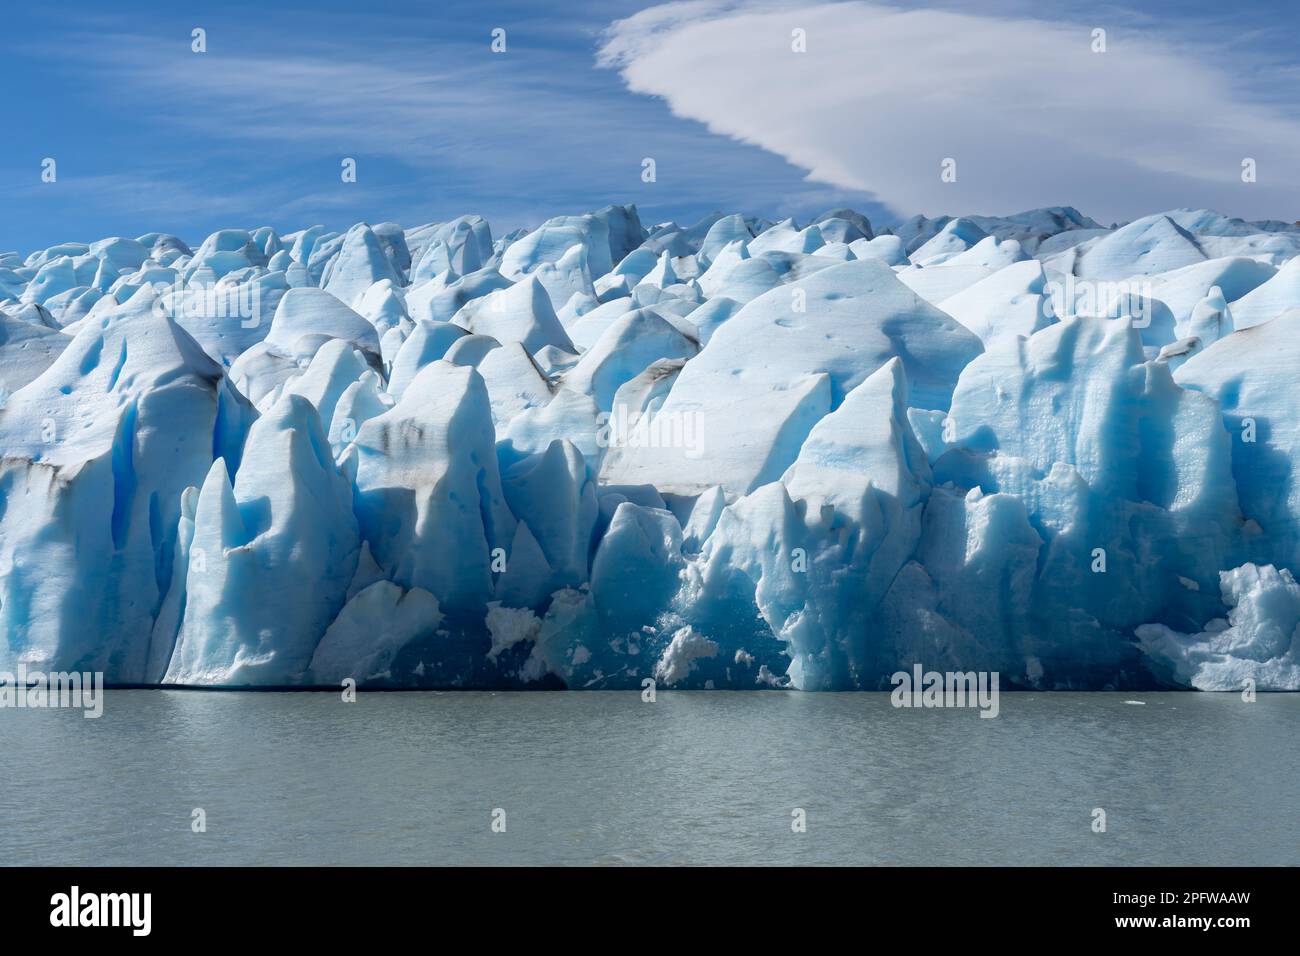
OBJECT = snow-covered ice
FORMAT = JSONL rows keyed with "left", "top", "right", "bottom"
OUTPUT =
{"left": 2, "top": 204, "right": 1299, "bottom": 690}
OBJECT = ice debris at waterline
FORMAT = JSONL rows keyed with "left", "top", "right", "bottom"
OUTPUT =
{"left": 3, "top": 205, "right": 1300, "bottom": 691}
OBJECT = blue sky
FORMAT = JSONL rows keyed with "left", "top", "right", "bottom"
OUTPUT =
{"left": 2, "top": 0, "right": 1297, "bottom": 255}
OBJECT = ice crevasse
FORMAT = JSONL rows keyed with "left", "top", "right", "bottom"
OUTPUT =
{"left": 1, "top": 204, "right": 1298, "bottom": 690}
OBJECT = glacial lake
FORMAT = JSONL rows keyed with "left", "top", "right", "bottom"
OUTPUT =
{"left": 1, "top": 690, "right": 1296, "bottom": 866}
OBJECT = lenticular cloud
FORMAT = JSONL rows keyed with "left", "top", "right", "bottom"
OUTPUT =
{"left": 596, "top": 1, "right": 1300, "bottom": 224}
{"left": 2, "top": 203, "right": 1300, "bottom": 691}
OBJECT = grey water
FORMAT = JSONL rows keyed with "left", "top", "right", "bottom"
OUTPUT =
{"left": 1, "top": 690, "right": 1296, "bottom": 866}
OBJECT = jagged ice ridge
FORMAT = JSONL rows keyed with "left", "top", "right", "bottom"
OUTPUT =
{"left": 3, "top": 204, "right": 1300, "bottom": 690}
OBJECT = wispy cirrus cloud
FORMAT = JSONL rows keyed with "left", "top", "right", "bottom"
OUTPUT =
{"left": 9, "top": 21, "right": 880, "bottom": 248}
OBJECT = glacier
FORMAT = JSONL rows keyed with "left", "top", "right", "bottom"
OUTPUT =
{"left": 2, "top": 205, "right": 1299, "bottom": 691}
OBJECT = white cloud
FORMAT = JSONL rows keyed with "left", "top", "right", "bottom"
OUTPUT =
{"left": 598, "top": 0, "right": 1300, "bottom": 222}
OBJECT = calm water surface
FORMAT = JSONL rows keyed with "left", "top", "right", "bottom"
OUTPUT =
{"left": 1, "top": 691, "right": 1295, "bottom": 865}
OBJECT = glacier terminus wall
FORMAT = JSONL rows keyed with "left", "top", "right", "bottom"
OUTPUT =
{"left": 2, "top": 205, "right": 1299, "bottom": 691}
